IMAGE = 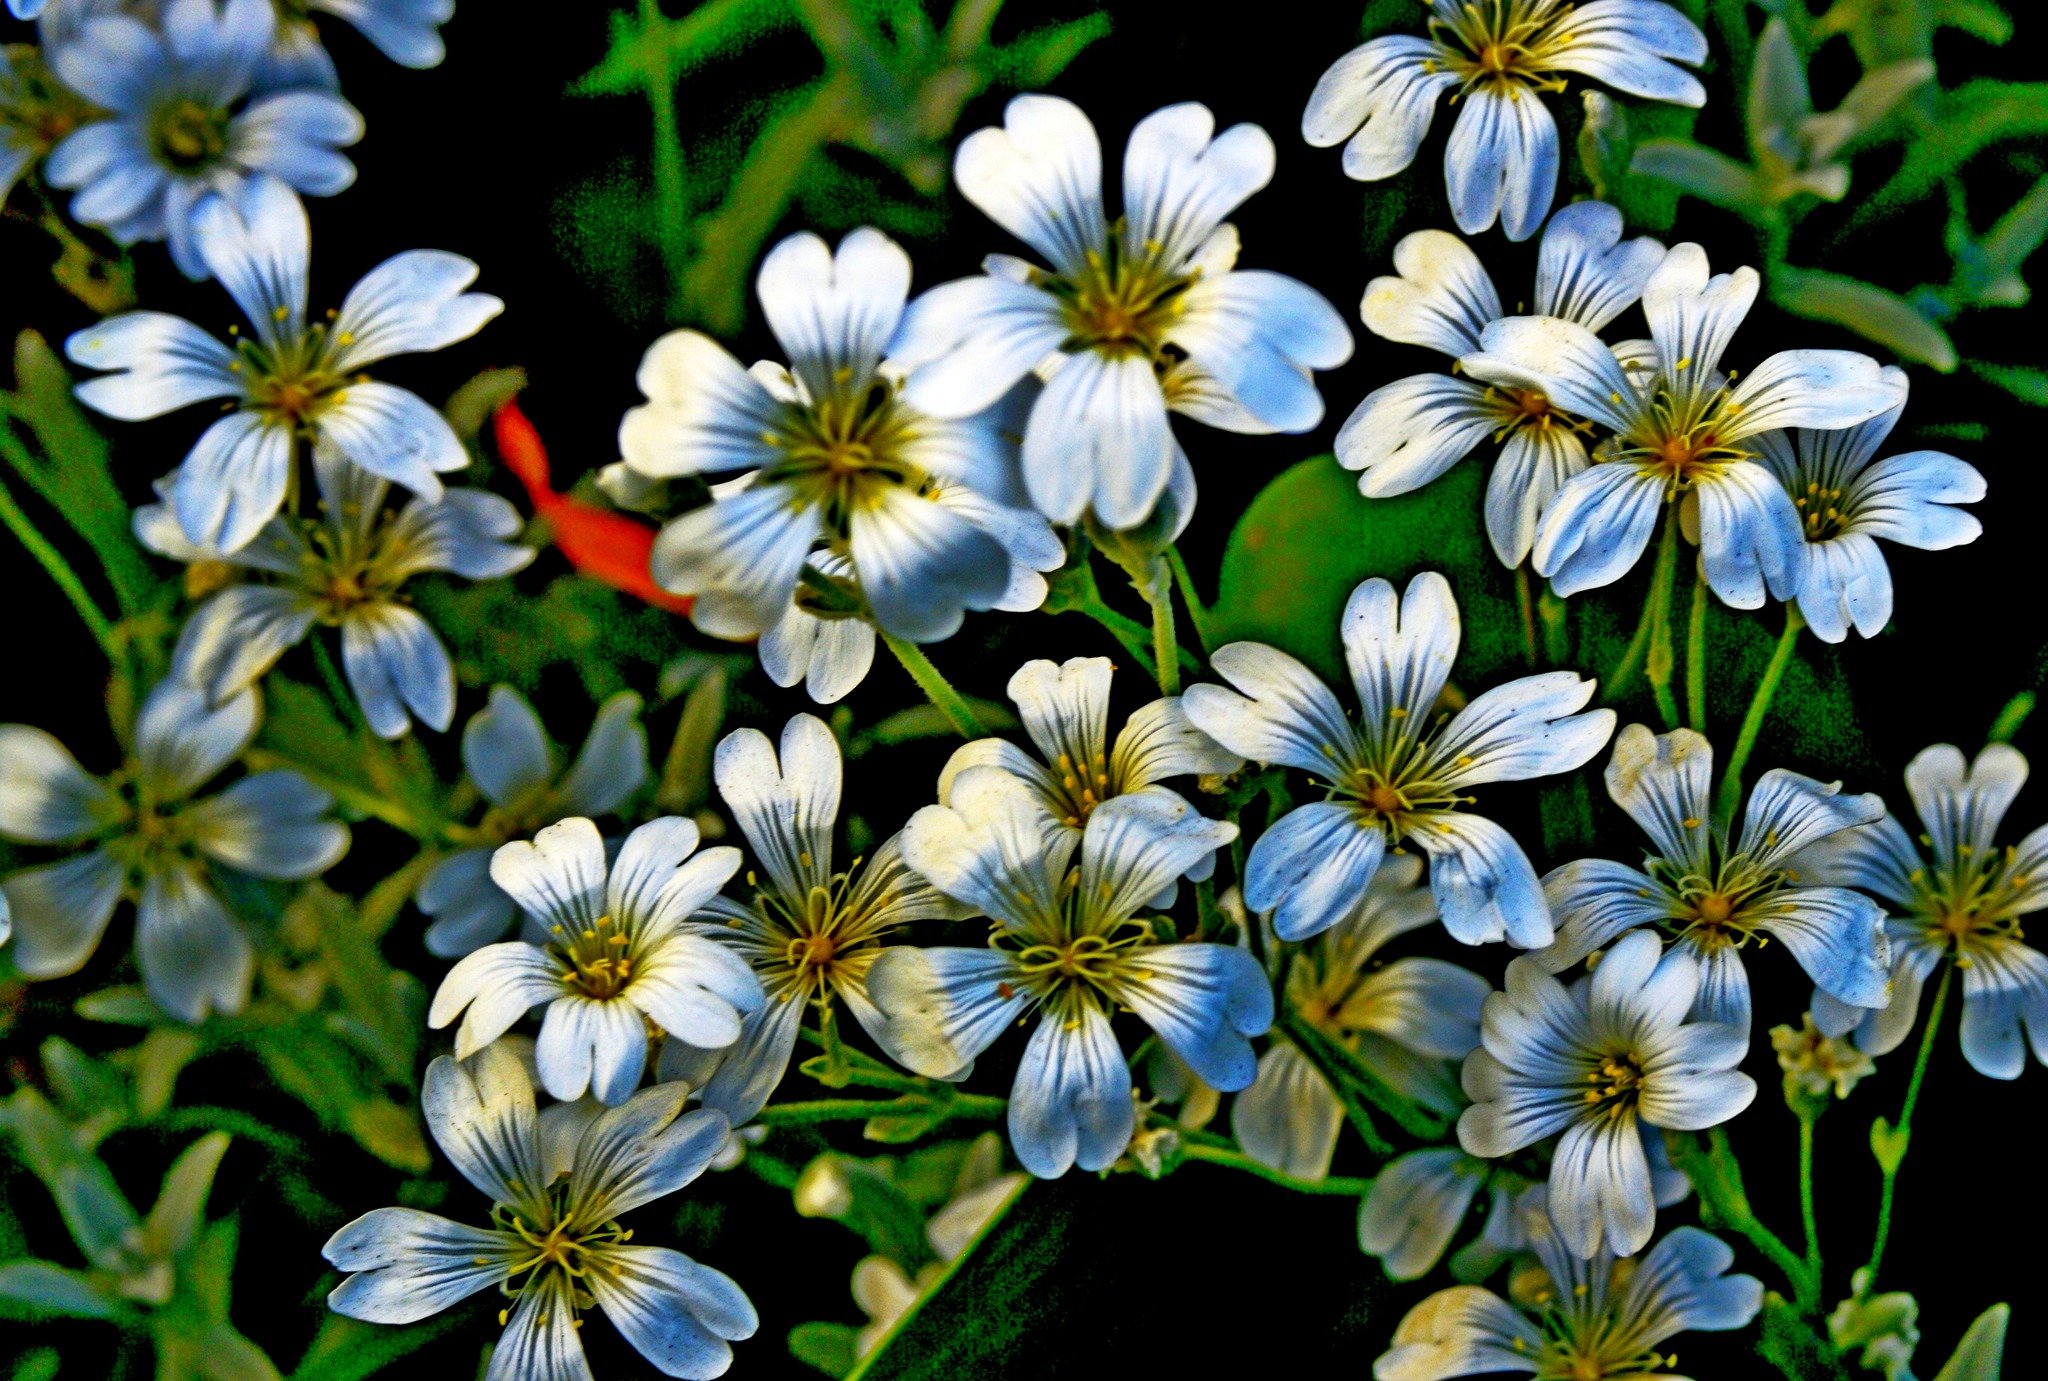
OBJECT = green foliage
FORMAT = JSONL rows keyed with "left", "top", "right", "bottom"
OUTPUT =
{"left": 565, "top": 0, "right": 1110, "bottom": 331}
{"left": 1209, "top": 456, "right": 1523, "bottom": 689}
{"left": 847, "top": 1177, "right": 1034, "bottom": 1380}
{"left": 1770, "top": 267, "right": 1957, "bottom": 370}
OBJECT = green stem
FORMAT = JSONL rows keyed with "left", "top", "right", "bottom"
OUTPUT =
{"left": 1604, "top": 504, "right": 1681, "bottom": 701}
{"left": 752, "top": 1093, "right": 1007, "bottom": 1128}
{"left": 1863, "top": 959, "right": 1952, "bottom": 1290}
{"left": 1686, "top": 566, "right": 1710, "bottom": 733}
{"left": 1515, "top": 562, "right": 1540, "bottom": 667}
{"left": 638, "top": 0, "right": 690, "bottom": 298}
{"left": 240, "top": 748, "right": 473, "bottom": 844}
{"left": 1142, "top": 563, "right": 1181, "bottom": 695}
{"left": 1281, "top": 1015, "right": 1447, "bottom": 1142}
{"left": 1645, "top": 515, "right": 1682, "bottom": 729}
{"left": 1065, "top": 600, "right": 1159, "bottom": 679}
{"left": 881, "top": 632, "right": 986, "bottom": 738}
{"left": 1716, "top": 604, "right": 1805, "bottom": 823}
{"left": 1166, "top": 545, "right": 1213, "bottom": 660}
{"left": 1177, "top": 1142, "right": 1372, "bottom": 1197}
{"left": 1797, "top": 1108, "right": 1821, "bottom": 1282}
{"left": 0, "top": 469, "right": 118, "bottom": 662}
{"left": 1671, "top": 1127, "right": 1816, "bottom": 1307}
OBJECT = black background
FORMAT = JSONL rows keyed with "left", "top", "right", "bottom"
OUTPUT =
{"left": 2, "top": 2, "right": 2043, "bottom": 1377}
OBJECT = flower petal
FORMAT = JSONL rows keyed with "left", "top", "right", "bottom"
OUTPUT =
{"left": 462, "top": 686, "right": 553, "bottom": 808}
{"left": 1357, "top": 1149, "right": 1487, "bottom": 1282}
{"left": 66, "top": 312, "right": 239, "bottom": 421}
{"left": 619, "top": 331, "right": 783, "bottom": 478}
{"left": 1009, "top": 1001, "right": 1134, "bottom": 1178}
{"left": 2, "top": 849, "right": 125, "bottom": 980}
{"left": 954, "top": 93, "right": 1104, "bottom": 275}
{"left": 0, "top": 726, "right": 117, "bottom": 844}
{"left": 865, "top": 946, "right": 1032, "bottom": 1081}
{"left": 1533, "top": 199, "right": 1667, "bottom": 331}
{"left": 1122, "top": 102, "right": 1273, "bottom": 269}
{"left": 1433, "top": 670, "right": 1612, "bottom": 788}
{"left": 1737, "top": 768, "right": 1885, "bottom": 870}
{"left": 1184, "top": 642, "right": 1359, "bottom": 776}
{"left": 1119, "top": 942, "right": 1271, "bottom": 1091}
{"left": 1023, "top": 348, "right": 1174, "bottom": 529}
{"left": 649, "top": 486, "right": 820, "bottom": 640}
{"left": 329, "top": 249, "right": 501, "bottom": 373}
{"left": 587, "top": 1243, "right": 757, "bottom": 1379}
{"left": 1231, "top": 1042, "right": 1343, "bottom": 1182}
{"left": 1337, "top": 373, "right": 1499, "bottom": 499}
{"left": 1244, "top": 801, "right": 1387, "bottom": 943}
{"left": 1485, "top": 421, "right": 1589, "bottom": 568}
{"left": 1444, "top": 83, "right": 1559, "bottom": 242}
{"left": 429, "top": 941, "right": 568, "bottom": 1058}
{"left": 1362, "top": 228, "right": 1501, "bottom": 357}
{"left": 892, "top": 277, "right": 1067, "bottom": 421}
{"left": 340, "top": 602, "right": 455, "bottom": 738}
{"left": 1545, "top": 0, "right": 1709, "bottom": 105}
{"left": 323, "top": 1208, "right": 515, "bottom": 1324}
{"left": 134, "top": 678, "right": 260, "bottom": 800}
{"left": 1302, "top": 36, "right": 1457, "bottom": 181}
{"left": 1410, "top": 812, "right": 1553, "bottom": 949}
{"left": 189, "top": 770, "right": 347, "bottom": 878}
{"left": 1548, "top": 1114, "right": 1656, "bottom": 1257}
{"left": 689, "top": 992, "right": 806, "bottom": 1125}
{"left": 756, "top": 227, "right": 909, "bottom": 400}
{"left": 170, "top": 584, "right": 318, "bottom": 705}
{"left": 556, "top": 692, "right": 652, "bottom": 817}
{"left": 713, "top": 715, "right": 839, "bottom": 901}
{"left": 171, "top": 411, "right": 294, "bottom": 554}
{"left": 135, "top": 861, "right": 252, "bottom": 1021}
{"left": 849, "top": 484, "right": 1012, "bottom": 642}
{"left": 1374, "top": 1284, "right": 1542, "bottom": 1381}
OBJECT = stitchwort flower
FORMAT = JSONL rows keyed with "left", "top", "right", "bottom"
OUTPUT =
{"left": 618, "top": 226, "right": 1053, "bottom": 647}
{"left": 1750, "top": 370, "right": 1985, "bottom": 644}
{"left": 68, "top": 173, "right": 503, "bottom": 554}
{"left": 1338, "top": 200, "right": 1665, "bottom": 567}
{"left": 43, "top": 0, "right": 362, "bottom": 278}
{"left": 1460, "top": 929, "right": 1755, "bottom": 1257}
{"left": 1304, "top": 0, "right": 1708, "bottom": 242}
{"left": 1373, "top": 1189, "right": 1761, "bottom": 1379}
{"left": 323, "top": 1043, "right": 757, "bottom": 1381}
{"left": 1463, "top": 243, "right": 1906, "bottom": 604}
{"left": 1184, "top": 571, "right": 1615, "bottom": 946}
{"left": 889, "top": 94, "right": 1354, "bottom": 530}
{"left": 939, "top": 655, "right": 1243, "bottom": 893}
{"left": 136, "top": 447, "right": 534, "bottom": 738}
{"left": 659, "top": 714, "right": 973, "bottom": 1126}
{"left": 867, "top": 767, "right": 1272, "bottom": 1178}
{"left": 0, "top": 678, "right": 348, "bottom": 1021}
{"left": 429, "top": 817, "right": 764, "bottom": 1105}
{"left": 1232, "top": 856, "right": 1487, "bottom": 1182}
{"left": 1538, "top": 724, "right": 1892, "bottom": 1038}
{"left": 415, "top": 686, "right": 650, "bottom": 957}
{"left": 1795, "top": 742, "right": 2048, "bottom": 1078}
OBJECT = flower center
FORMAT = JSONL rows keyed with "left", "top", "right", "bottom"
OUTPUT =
{"left": 1583, "top": 1051, "right": 1646, "bottom": 1120}
{"left": 1427, "top": 1, "right": 1570, "bottom": 94}
{"left": 1650, "top": 843, "right": 1786, "bottom": 950}
{"left": 549, "top": 912, "right": 636, "bottom": 999}
{"left": 1620, "top": 383, "right": 1752, "bottom": 491}
{"left": 1052, "top": 751, "right": 1113, "bottom": 827}
{"left": 1330, "top": 751, "right": 1467, "bottom": 839}
{"left": 150, "top": 98, "right": 230, "bottom": 172}
{"left": 761, "top": 383, "right": 926, "bottom": 533}
{"left": 1048, "top": 236, "right": 1195, "bottom": 362}
{"left": 1795, "top": 480, "right": 1850, "bottom": 541}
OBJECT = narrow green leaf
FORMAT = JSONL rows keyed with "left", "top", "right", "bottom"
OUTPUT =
{"left": 1931, "top": 1302, "right": 2008, "bottom": 1381}
{"left": 142, "top": 1132, "right": 232, "bottom": 1259}
{"left": 1771, "top": 268, "right": 1959, "bottom": 370}
{"left": 789, "top": 1320, "right": 861, "bottom": 1378}
{"left": 0, "top": 1260, "right": 127, "bottom": 1320}
{"left": 1629, "top": 139, "right": 1763, "bottom": 215}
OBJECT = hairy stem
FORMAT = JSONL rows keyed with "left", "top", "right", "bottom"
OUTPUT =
{"left": 1716, "top": 604, "right": 1805, "bottom": 822}
{"left": 1166, "top": 544, "right": 1213, "bottom": 660}
{"left": 1863, "top": 958, "right": 1953, "bottom": 1290}
{"left": 882, "top": 632, "right": 987, "bottom": 738}
{"left": 1177, "top": 1141, "right": 1371, "bottom": 1197}
{"left": 1797, "top": 1108, "right": 1821, "bottom": 1283}
{"left": 1687, "top": 566, "right": 1710, "bottom": 732}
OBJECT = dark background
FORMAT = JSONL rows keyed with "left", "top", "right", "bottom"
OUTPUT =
{"left": 2, "top": 2, "right": 2043, "bottom": 1376}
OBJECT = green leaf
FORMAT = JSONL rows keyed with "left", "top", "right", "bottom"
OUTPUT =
{"left": 442, "top": 367, "right": 529, "bottom": 444}
{"left": 1931, "top": 1302, "right": 2008, "bottom": 1381}
{"left": 1576, "top": 91, "right": 1633, "bottom": 202}
{"left": 75, "top": 985, "right": 169, "bottom": 1026}
{"left": 847, "top": 1177, "right": 1032, "bottom": 1379}
{"left": 142, "top": 1133, "right": 231, "bottom": 1259}
{"left": 789, "top": 1320, "right": 861, "bottom": 1378}
{"left": 1209, "top": 456, "right": 1522, "bottom": 689}
{"left": 656, "top": 669, "right": 725, "bottom": 813}
{"left": 1628, "top": 139, "right": 1763, "bottom": 217}
{"left": 1, "top": 331, "right": 159, "bottom": 615}
{"left": 1770, "top": 268, "right": 1958, "bottom": 370}
{"left": 0, "top": 1260, "right": 127, "bottom": 1320}
{"left": 1951, "top": 175, "right": 2048, "bottom": 308}
{"left": 288, "top": 1312, "right": 466, "bottom": 1381}
{"left": 1968, "top": 360, "right": 2048, "bottom": 406}
{"left": 11, "top": 1347, "right": 61, "bottom": 1381}
{"left": 1854, "top": 80, "right": 2048, "bottom": 222}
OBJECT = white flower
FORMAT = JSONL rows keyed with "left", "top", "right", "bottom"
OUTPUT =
{"left": 1795, "top": 742, "right": 2048, "bottom": 1079}
{"left": 415, "top": 687, "right": 650, "bottom": 957}
{"left": 1374, "top": 1190, "right": 1760, "bottom": 1379}
{"left": 619, "top": 227, "right": 1050, "bottom": 646}
{"left": 1304, "top": 0, "right": 1708, "bottom": 242}
{"left": 940, "top": 655, "right": 1242, "bottom": 887}
{"left": 659, "top": 715, "right": 972, "bottom": 1126}
{"left": 866, "top": 768, "right": 1270, "bottom": 1178}
{"left": 1464, "top": 243, "right": 1907, "bottom": 604}
{"left": 43, "top": 0, "right": 362, "bottom": 277}
{"left": 1338, "top": 201, "right": 1665, "bottom": 567}
{"left": 8, "top": 1, "right": 44, "bottom": 19}
{"left": 1231, "top": 856, "right": 1486, "bottom": 1182}
{"left": 1459, "top": 929, "right": 1755, "bottom": 1257}
{"left": 889, "top": 95, "right": 1354, "bottom": 529}
{"left": 68, "top": 173, "right": 502, "bottom": 553}
{"left": 1184, "top": 571, "right": 1614, "bottom": 946}
{"left": 754, "top": 480, "right": 1063, "bottom": 705}
{"left": 136, "top": 447, "right": 533, "bottom": 738}
{"left": 1355, "top": 1149, "right": 1494, "bottom": 1283}
{"left": 429, "top": 817, "right": 764, "bottom": 1105}
{"left": 259, "top": 0, "right": 453, "bottom": 91}
{"left": 323, "top": 1043, "right": 757, "bottom": 1381}
{"left": 1537, "top": 724, "right": 1891, "bottom": 1038}
{"left": 0, "top": 679, "right": 348, "bottom": 1021}
{"left": 1751, "top": 369, "right": 1985, "bottom": 643}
